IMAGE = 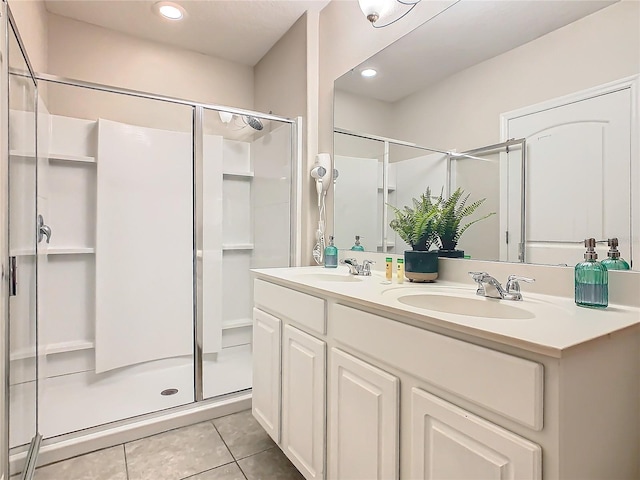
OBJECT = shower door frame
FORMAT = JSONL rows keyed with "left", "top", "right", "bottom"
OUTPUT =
{"left": 32, "top": 72, "right": 302, "bottom": 404}
{"left": 3, "top": 3, "right": 44, "bottom": 479}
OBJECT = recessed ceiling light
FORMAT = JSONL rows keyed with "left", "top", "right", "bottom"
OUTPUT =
{"left": 361, "top": 68, "right": 378, "bottom": 78}
{"left": 154, "top": 2, "right": 186, "bottom": 20}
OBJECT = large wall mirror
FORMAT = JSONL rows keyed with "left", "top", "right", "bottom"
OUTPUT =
{"left": 333, "top": 0, "right": 639, "bottom": 270}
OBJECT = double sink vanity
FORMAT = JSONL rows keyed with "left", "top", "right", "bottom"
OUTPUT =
{"left": 251, "top": 262, "right": 640, "bottom": 480}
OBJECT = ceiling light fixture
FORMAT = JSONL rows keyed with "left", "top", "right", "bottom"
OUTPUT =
{"left": 154, "top": 2, "right": 186, "bottom": 21}
{"left": 358, "top": 0, "right": 421, "bottom": 28}
{"left": 361, "top": 68, "right": 378, "bottom": 78}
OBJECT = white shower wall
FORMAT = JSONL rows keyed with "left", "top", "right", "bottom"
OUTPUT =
{"left": 9, "top": 110, "right": 293, "bottom": 447}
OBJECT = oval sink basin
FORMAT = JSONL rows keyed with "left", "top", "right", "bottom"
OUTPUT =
{"left": 397, "top": 294, "right": 535, "bottom": 319}
{"left": 297, "top": 273, "right": 363, "bottom": 283}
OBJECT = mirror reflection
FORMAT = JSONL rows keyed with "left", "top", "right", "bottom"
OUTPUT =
{"left": 333, "top": 0, "right": 638, "bottom": 270}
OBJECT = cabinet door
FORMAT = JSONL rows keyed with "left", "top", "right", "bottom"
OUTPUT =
{"left": 411, "top": 388, "right": 541, "bottom": 480}
{"left": 252, "top": 308, "right": 281, "bottom": 442}
{"left": 282, "top": 324, "right": 326, "bottom": 480}
{"left": 329, "top": 348, "right": 399, "bottom": 480}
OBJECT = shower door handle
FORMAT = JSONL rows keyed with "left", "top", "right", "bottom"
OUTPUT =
{"left": 38, "top": 214, "right": 52, "bottom": 244}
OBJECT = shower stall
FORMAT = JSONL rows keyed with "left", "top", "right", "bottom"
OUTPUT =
{"left": 2, "top": 6, "right": 301, "bottom": 478}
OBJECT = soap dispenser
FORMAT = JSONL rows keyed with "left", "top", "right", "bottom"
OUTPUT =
{"left": 351, "top": 235, "right": 365, "bottom": 251}
{"left": 324, "top": 236, "right": 338, "bottom": 268}
{"left": 575, "top": 238, "right": 608, "bottom": 308}
{"left": 601, "top": 238, "right": 630, "bottom": 271}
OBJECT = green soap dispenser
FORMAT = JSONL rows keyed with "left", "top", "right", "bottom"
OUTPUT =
{"left": 351, "top": 235, "right": 365, "bottom": 251}
{"left": 601, "top": 238, "right": 630, "bottom": 271}
{"left": 575, "top": 238, "right": 608, "bottom": 308}
{"left": 324, "top": 236, "right": 338, "bottom": 268}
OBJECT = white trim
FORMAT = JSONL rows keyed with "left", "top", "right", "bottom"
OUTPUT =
{"left": 500, "top": 75, "right": 639, "bottom": 126}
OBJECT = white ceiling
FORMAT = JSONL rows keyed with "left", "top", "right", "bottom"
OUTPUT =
{"left": 336, "top": 0, "right": 616, "bottom": 102}
{"left": 44, "top": 0, "right": 331, "bottom": 66}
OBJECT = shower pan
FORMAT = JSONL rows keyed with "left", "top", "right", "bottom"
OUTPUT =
{"left": 1, "top": 7, "right": 302, "bottom": 477}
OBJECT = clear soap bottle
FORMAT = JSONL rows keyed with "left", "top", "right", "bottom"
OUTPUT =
{"left": 351, "top": 235, "right": 365, "bottom": 251}
{"left": 601, "top": 238, "right": 630, "bottom": 271}
{"left": 324, "top": 236, "right": 338, "bottom": 268}
{"left": 575, "top": 238, "right": 608, "bottom": 308}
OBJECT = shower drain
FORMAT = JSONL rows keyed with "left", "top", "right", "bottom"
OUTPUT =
{"left": 161, "top": 388, "right": 179, "bottom": 396}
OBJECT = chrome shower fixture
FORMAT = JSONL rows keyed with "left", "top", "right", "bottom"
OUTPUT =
{"left": 244, "top": 115, "right": 263, "bottom": 131}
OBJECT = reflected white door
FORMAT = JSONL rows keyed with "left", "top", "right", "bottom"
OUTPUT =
{"left": 505, "top": 85, "right": 633, "bottom": 266}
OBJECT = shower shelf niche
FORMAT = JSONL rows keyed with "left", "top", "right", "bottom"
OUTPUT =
{"left": 9, "top": 150, "right": 96, "bottom": 164}
{"left": 222, "top": 243, "right": 254, "bottom": 251}
{"left": 223, "top": 171, "right": 254, "bottom": 178}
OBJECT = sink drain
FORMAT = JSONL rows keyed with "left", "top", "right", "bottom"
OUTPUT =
{"left": 161, "top": 388, "right": 179, "bottom": 396}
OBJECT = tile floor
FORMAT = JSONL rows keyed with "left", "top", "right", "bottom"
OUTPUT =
{"left": 17, "top": 410, "right": 304, "bottom": 480}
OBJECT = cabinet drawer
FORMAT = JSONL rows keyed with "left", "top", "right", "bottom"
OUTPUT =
{"left": 254, "top": 279, "right": 326, "bottom": 335}
{"left": 332, "top": 304, "right": 543, "bottom": 430}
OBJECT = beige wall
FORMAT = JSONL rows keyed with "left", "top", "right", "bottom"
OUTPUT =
{"left": 7, "top": 0, "right": 48, "bottom": 74}
{"left": 334, "top": 90, "right": 393, "bottom": 137}
{"left": 47, "top": 13, "right": 254, "bottom": 110}
{"left": 391, "top": 0, "right": 640, "bottom": 152}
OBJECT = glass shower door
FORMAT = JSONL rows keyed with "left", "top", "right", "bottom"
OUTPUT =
{"left": 7, "top": 14, "right": 41, "bottom": 467}
{"left": 200, "top": 108, "right": 294, "bottom": 399}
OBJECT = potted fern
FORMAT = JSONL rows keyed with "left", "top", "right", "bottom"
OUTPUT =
{"left": 436, "top": 187, "right": 495, "bottom": 258}
{"left": 389, "top": 188, "right": 440, "bottom": 282}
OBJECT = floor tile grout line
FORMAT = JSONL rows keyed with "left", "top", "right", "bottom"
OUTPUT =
{"left": 210, "top": 419, "right": 238, "bottom": 462}
{"left": 122, "top": 443, "right": 130, "bottom": 480}
{"left": 177, "top": 459, "right": 238, "bottom": 480}
{"left": 233, "top": 445, "right": 277, "bottom": 462}
{"left": 236, "top": 460, "right": 249, "bottom": 480}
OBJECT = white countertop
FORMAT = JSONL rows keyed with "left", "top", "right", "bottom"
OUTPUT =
{"left": 252, "top": 266, "right": 640, "bottom": 358}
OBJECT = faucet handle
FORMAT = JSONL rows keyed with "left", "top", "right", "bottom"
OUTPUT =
{"left": 468, "top": 271, "right": 489, "bottom": 281}
{"left": 362, "top": 259, "right": 375, "bottom": 275}
{"left": 506, "top": 275, "right": 535, "bottom": 293}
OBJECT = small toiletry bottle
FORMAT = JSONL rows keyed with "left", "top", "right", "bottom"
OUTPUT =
{"left": 324, "top": 236, "right": 338, "bottom": 268}
{"left": 397, "top": 258, "right": 404, "bottom": 284}
{"left": 351, "top": 235, "right": 365, "bottom": 251}
{"left": 385, "top": 257, "right": 393, "bottom": 281}
{"left": 601, "top": 238, "right": 630, "bottom": 271}
{"left": 575, "top": 238, "right": 608, "bottom": 308}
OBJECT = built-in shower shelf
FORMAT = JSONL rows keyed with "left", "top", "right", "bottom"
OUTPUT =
{"left": 9, "top": 151, "right": 96, "bottom": 164}
{"left": 222, "top": 318, "right": 253, "bottom": 330}
{"left": 222, "top": 243, "right": 254, "bottom": 251}
{"left": 10, "top": 340, "right": 94, "bottom": 361}
{"left": 223, "top": 171, "right": 254, "bottom": 178}
{"left": 44, "top": 340, "right": 94, "bottom": 355}
{"left": 9, "top": 248, "right": 35, "bottom": 256}
{"left": 49, "top": 153, "right": 96, "bottom": 164}
{"left": 9, "top": 150, "right": 36, "bottom": 160}
{"left": 47, "top": 247, "right": 95, "bottom": 255}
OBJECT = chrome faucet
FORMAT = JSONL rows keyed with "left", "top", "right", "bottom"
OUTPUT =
{"left": 468, "top": 272, "right": 535, "bottom": 301}
{"left": 341, "top": 258, "right": 375, "bottom": 276}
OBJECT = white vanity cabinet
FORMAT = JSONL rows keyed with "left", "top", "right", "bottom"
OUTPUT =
{"left": 329, "top": 348, "right": 400, "bottom": 480}
{"left": 252, "top": 273, "right": 640, "bottom": 480}
{"left": 252, "top": 279, "right": 327, "bottom": 480}
{"left": 282, "top": 324, "right": 326, "bottom": 480}
{"left": 251, "top": 308, "right": 281, "bottom": 441}
{"left": 411, "top": 388, "right": 541, "bottom": 479}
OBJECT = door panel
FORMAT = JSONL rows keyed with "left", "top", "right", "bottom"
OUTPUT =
{"left": 329, "top": 348, "right": 399, "bottom": 480}
{"left": 507, "top": 88, "right": 632, "bottom": 266}
{"left": 7, "top": 20, "right": 39, "bottom": 449}
{"left": 282, "top": 324, "right": 325, "bottom": 480}
{"left": 411, "top": 388, "right": 541, "bottom": 480}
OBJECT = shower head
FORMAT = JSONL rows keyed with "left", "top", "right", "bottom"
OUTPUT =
{"left": 244, "top": 115, "right": 263, "bottom": 131}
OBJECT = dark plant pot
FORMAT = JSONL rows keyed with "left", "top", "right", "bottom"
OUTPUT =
{"left": 438, "top": 249, "right": 465, "bottom": 258}
{"left": 404, "top": 250, "right": 439, "bottom": 282}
